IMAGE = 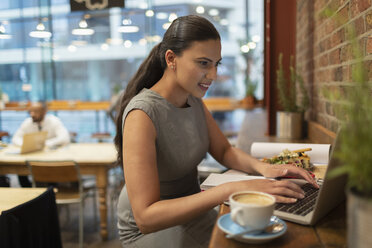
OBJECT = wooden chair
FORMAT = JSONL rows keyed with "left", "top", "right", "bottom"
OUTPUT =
{"left": 27, "top": 160, "right": 96, "bottom": 248}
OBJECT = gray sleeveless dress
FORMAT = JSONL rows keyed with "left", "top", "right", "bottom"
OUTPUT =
{"left": 117, "top": 89, "right": 217, "bottom": 248}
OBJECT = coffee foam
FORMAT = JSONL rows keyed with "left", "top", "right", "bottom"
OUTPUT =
{"left": 233, "top": 193, "right": 274, "bottom": 206}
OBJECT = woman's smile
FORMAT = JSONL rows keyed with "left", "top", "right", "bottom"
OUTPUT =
{"left": 198, "top": 82, "right": 211, "bottom": 91}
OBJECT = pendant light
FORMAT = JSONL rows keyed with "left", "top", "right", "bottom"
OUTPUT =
{"left": 118, "top": 18, "right": 139, "bottom": 33}
{"left": 72, "top": 19, "right": 95, "bottom": 36}
{"left": 29, "top": 22, "right": 52, "bottom": 38}
{"left": 0, "top": 24, "right": 12, "bottom": 39}
{"left": 29, "top": 0, "right": 52, "bottom": 39}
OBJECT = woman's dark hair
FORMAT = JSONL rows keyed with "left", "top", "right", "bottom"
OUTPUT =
{"left": 114, "top": 15, "right": 220, "bottom": 165}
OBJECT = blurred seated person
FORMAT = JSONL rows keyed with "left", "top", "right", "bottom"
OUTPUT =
{"left": 12, "top": 101, "right": 70, "bottom": 187}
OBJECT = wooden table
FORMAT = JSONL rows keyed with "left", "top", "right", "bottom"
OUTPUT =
{"left": 209, "top": 203, "right": 346, "bottom": 248}
{"left": 208, "top": 166, "right": 347, "bottom": 248}
{"left": 0, "top": 143, "right": 118, "bottom": 240}
{"left": 203, "top": 98, "right": 260, "bottom": 112}
{"left": 207, "top": 108, "right": 346, "bottom": 247}
{"left": 0, "top": 187, "right": 47, "bottom": 214}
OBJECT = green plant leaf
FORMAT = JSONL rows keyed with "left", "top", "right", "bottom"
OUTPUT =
{"left": 319, "top": 6, "right": 372, "bottom": 195}
{"left": 276, "top": 53, "right": 309, "bottom": 112}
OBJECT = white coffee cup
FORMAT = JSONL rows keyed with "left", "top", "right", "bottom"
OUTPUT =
{"left": 229, "top": 191, "right": 275, "bottom": 229}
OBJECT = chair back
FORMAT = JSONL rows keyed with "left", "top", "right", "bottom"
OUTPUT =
{"left": 27, "top": 160, "right": 81, "bottom": 184}
{"left": 27, "top": 161, "right": 86, "bottom": 248}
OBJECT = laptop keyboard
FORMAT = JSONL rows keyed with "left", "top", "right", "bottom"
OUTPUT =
{"left": 275, "top": 180, "right": 323, "bottom": 216}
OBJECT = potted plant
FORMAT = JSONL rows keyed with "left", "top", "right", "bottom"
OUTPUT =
{"left": 323, "top": 17, "right": 372, "bottom": 248}
{"left": 241, "top": 77, "right": 258, "bottom": 109}
{"left": 238, "top": 38, "right": 260, "bottom": 109}
{"left": 276, "top": 53, "right": 309, "bottom": 139}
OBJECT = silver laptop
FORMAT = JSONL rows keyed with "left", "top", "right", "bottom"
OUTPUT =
{"left": 20, "top": 131, "right": 48, "bottom": 154}
{"left": 274, "top": 133, "right": 347, "bottom": 225}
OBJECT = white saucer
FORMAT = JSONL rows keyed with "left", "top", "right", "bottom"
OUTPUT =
{"left": 217, "top": 214, "right": 287, "bottom": 244}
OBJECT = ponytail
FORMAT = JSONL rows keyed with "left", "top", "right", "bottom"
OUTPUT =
{"left": 114, "top": 43, "right": 164, "bottom": 165}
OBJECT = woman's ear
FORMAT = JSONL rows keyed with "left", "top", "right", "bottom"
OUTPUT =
{"left": 165, "top": 49, "right": 176, "bottom": 70}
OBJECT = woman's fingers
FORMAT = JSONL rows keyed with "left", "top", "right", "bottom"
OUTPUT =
{"left": 276, "top": 180, "right": 304, "bottom": 194}
{"left": 273, "top": 195, "right": 298, "bottom": 204}
{"left": 285, "top": 166, "right": 319, "bottom": 188}
{"left": 235, "top": 179, "right": 307, "bottom": 202}
{"left": 270, "top": 181, "right": 305, "bottom": 199}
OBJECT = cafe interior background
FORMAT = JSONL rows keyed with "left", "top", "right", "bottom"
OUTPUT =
{"left": 0, "top": 0, "right": 264, "bottom": 142}
{"left": 0, "top": 0, "right": 371, "bottom": 246}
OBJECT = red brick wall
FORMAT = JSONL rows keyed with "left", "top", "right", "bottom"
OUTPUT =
{"left": 296, "top": 0, "right": 372, "bottom": 133}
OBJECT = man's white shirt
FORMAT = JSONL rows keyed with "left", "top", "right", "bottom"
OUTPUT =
{"left": 12, "top": 114, "right": 70, "bottom": 148}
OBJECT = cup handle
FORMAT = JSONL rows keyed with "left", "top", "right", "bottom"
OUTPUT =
{"left": 231, "top": 207, "right": 245, "bottom": 226}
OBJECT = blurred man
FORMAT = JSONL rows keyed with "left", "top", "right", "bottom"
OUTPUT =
{"left": 12, "top": 101, "right": 70, "bottom": 187}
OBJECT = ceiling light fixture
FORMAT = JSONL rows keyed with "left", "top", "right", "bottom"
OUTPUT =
{"left": 101, "top": 43, "right": 109, "bottom": 50}
{"left": 208, "top": 9, "right": 219, "bottom": 16}
{"left": 247, "top": 42, "right": 257, "bottom": 49}
{"left": 156, "top": 12, "right": 168, "bottom": 20}
{"left": 162, "top": 22, "right": 171, "bottom": 30}
{"left": 106, "top": 38, "right": 123, "bottom": 45}
{"left": 145, "top": 10, "right": 154, "bottom": 17}
{"left": 240, "top": 44, "right": 250, "bottom": 53}
{"left": 72, "top": 19, "right": 95, "bottom": 36}
{"left": 118, "top": 19, "right": 139, "bottom": 33}
{"left": 67, "top": 44, "right": 77, "bottom": 52}
{"left": 29, "top": 0, "right": 53, "bottom": 39}
{"left": 29, "top": 22, "right": 52, "bottom": 38}
{"left": 152, "top": 35, "right": 161, "bottom": 42}
{"left": 71, "top": 40, "right": 88, "bottom": 46}
{"left": 0, "top": 24, "right": 12, "bottom": 39}
{"left": 196, "top": 6, "right": 205, "bottom": 14}
{"left": 123, "top": 40, "right": 132, "bottom": 48}
{"left": 139, "top": 38, "right": 147, "bottom": 46}
{"left": 168, "top": 13, "right": 178, "bottom": 22}
{"left": 252, "top": 35, "right": 261, "bottom": 43}
{"left": 220, "top": 19, "right": 229, "bottom": 26}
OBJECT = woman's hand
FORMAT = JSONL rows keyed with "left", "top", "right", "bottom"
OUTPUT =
{"left": 258, "top": 162, "right": 319, "bottom": 188}
{"left": 229, "top": 179, "right": 306, "bottom": 203}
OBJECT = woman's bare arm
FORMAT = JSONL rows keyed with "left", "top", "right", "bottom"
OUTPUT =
{"left": 123, "top": 110, "right": 233, "bottom": 233}
{"left": 123, "top": 108, "right": 309, "bottom": 234}
{"left": 202, "top": 104, "right": 318, "bottom": 186}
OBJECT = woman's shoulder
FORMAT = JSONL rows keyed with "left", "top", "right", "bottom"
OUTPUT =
{"left": 124, "top": 89, "right": 162, "bottom": 119}
{"left": 123, "top": 89, "right": 162, "bottom": 131}
{"left": 128, "top": 88, "right": 163, "bottom": 109}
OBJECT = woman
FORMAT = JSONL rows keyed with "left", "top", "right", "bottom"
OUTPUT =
{"left": 115, "top": 15, "right": 317, "bottom": 248}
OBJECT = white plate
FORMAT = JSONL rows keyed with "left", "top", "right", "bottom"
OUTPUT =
{"left": 217, "top": 214, "right": 287, "bottom": 244}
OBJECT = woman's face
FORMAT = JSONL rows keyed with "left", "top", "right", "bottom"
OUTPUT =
{"left": 174, "top": 39, "right": 222, "bottom": 98}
